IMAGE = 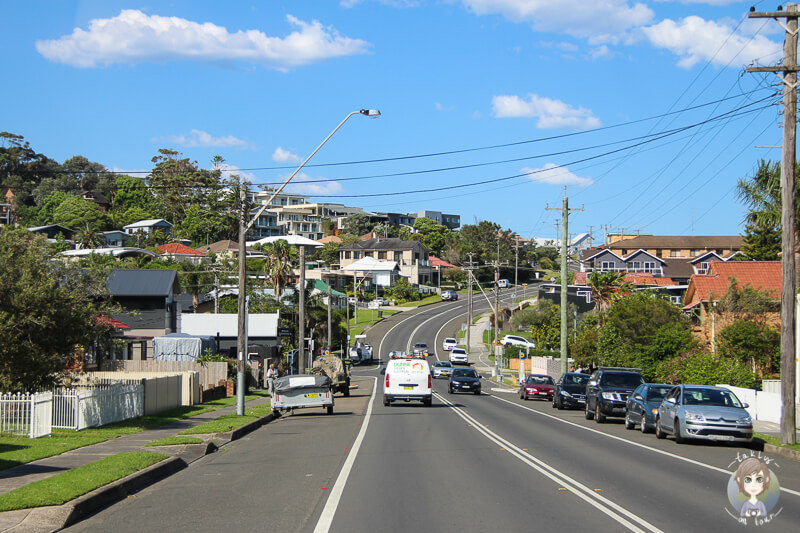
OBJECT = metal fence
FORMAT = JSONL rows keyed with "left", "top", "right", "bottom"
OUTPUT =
{"left": 0, "top": 392, "right": 52, "bottom": 438}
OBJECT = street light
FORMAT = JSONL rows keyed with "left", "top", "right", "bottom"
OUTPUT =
{"left": 234, "top": 109, "right": 380, "bottom": 415}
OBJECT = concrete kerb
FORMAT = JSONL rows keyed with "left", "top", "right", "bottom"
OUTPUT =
{"left": 1, "top": 409, "right": 281, "bottom": 533}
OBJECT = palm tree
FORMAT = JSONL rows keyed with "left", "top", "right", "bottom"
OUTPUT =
{"left": 75, "top": 224, "right": 104, "bottom": 249}
{"left": 176, "top": 261, "right": 214, "bottom": 311}
{"left": 587, "top": 271, "right": 626, "bottom": 324}
{"left": 260, "top": 239, "right": 296, "bottom": 300}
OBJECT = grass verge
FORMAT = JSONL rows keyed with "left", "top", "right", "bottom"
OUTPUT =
{"left": 145, "top": 436, "right": 204, "bottom": 447}
{"left": 397, "top": 294, "right": 442, "bottom": 307}
{"left": 178, "top": 403, "right": 274, "bottom": 435}
{"left": 0, "top": 452, "right": 168, "bottom": 511}
{"left": 0, "top": 391, "right": 268, "bottom": 472}
{"left": 755, "top": 432, "right": 800, "bottom": 452}
{"left": 348, "top": 309, "right": 398, "bottom": 336}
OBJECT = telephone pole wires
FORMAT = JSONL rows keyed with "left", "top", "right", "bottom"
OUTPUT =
{"left": 547, "top": 188, "right": 584, "bottom": 376}
{"left": 748, "top": 4, "right": 799, "bottom": 445}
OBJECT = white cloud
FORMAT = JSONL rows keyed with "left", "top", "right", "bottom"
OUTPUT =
{"left": 214, "top": 163, "right": 257, "bottom": 182}
{"left": 153, "top": 130, "right": 255, "bottom": 149}
{"left": 492, "top": 94, "right": 601, "bottom": 130}
{"left": 459, "top": 0, "right": 654, "bottom": 43}
{"left": 284, "top": 172, "right": 343, "bottom": 195}
{"left": 590, "top": 45, "right": 613, "bottom": 59}
{"left": 522, "top": 163, "right": 594, "bottom": 186}
{"left": 642, "top": 16, "right": 781, "bottom": 68}
{"left": 35, "top": 10, "right": 370, "bottom": 70}
{"left": 435, "top": 102, "right": 455, "bottom": 112}
{"left": 272, "top": 147, "right": 301, "bottom": 163}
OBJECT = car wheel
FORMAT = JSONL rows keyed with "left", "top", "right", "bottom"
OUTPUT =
{"left": 595, "top": 403, "right": 606, "bottom": 423}
{"left": 624, "top": 412, "right": 635, "bottom": 430}
{"left": 383, "top": 397, "right": 390, "bottom": 407}
{"left": 655, "top": 417, "right": 667, "bottom": 439}
{"left": 519, "top": 390, "right": 524, "bottom": 399}
{"left": 423, "top": 398, "right": 432, "bottom": 407}
{"left": 448, "top": 387, "right": 453, "bottom": 394}
{"left": 474, "top": 389, "right": 480, "bottom": 395}
{"left": 674, "top": 418, "right": 686, "bottom": 444}
{"left": 552, "top": 397, "right": 557, "bottom": 409}
{"left": 640, "top": 413, "right": 650, "bottom": 434}
{"left": 344, "top": 387, "right": 350, "bottom": 398}
{"left": 327, "top": 405, "right": 333, "bottom": 415}
{"left": 585, "top": 401, "right": 594, "bottom": 420}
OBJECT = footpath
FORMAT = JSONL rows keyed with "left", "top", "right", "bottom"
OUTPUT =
{"left": 0, "top": 394, "right": 276, "bottom": 533}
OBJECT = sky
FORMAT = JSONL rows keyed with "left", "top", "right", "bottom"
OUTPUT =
{"left": 1, "top": 1, "right": 790, "bottom": 243}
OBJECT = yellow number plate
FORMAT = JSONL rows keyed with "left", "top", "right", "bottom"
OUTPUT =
{"left": 306, "top": 393, "right": 319, "bottom": 398}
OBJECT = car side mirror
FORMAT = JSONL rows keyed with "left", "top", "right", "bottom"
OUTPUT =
{"left": 742, "top": 402, "right": 749, "bottom": 409}
{"left": 666, "top": 398, "right": 676, "bottom": 405}
{"left": 589, "top": 380, "right": 597, "bottom": 387}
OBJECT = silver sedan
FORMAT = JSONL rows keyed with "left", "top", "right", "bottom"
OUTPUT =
{"left": 655, "top": 385, "right": 753, "bottom": 444}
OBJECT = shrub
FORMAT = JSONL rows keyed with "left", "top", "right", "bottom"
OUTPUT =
{"left": 655, "top": 351, "right": 756, "bottom": 388}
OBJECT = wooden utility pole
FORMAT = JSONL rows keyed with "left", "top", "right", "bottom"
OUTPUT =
{"left": 298, "top": 245, "right": 306, "bottom": 373}
{"left": 327, "top": 284, "right": 332, "bottom": 351}
{"left": 464, "top": 253, "right": 477, "bottom": 351}
{"left": 547, "top": 189, "right": 584, "bottom": 375}
{"left": 749, "top": 4, "right": 799, "bottom": 445}
{"left": 236, "top": 185, "right": 247, "bottom": 416}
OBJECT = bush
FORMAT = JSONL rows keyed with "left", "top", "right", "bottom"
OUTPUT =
{"left": 717, "top": 319, "right": 779, "bottom": 376}
{"left": 655, "top": 351, "right": 756, "bottom": 388}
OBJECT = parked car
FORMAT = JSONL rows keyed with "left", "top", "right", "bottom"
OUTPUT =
{"left": 431, "top": 360, "right": 454, "bottom": 379}
{"left": 372, "top": 297, "right": 388, "bottom": 306}
{"left": 499, "top": 335, "right": 535, "bottom": 349}
{"left": 442, "top": 337, "right": 458, "bottom": 351}
{"left": 412, "top": 342, "right": 429, "bottom": 357}
{"left": 441, "top": 290, "right": 458, "bottom": 301}
{"left": 497, "top": 279, "right": 510, "bottom": 288}
{"left": 448, "top": 368, "right": 481, "bottom": 395}
{"left": 625, "top": 383, "right": 673, "bottom": 433}
{"left": 449, "top": 347, "right": 469, "bottom": 365}
{"left": 655, "top": 385, "right": 753, "bottom": 444}
{"left": 553, "top": 372, "right": 590, "bottom": 409}
{"left": 584, "top": 367, "right": 645, "bottom": 423}
{"left": 388, "top": 350, "right": 406, "bottom": 359}
{"left": 383, "top": 357, "right": 432, "bottom": 407}
{"left": 519, "top": 374, "right": 556, "bottom": 401}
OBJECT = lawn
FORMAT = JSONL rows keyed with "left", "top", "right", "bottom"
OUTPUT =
{"left": 755, "top": 432, "right": 800, "bottom": 452}
{"left": 0, "top": 452, "right": 168, "bottom": 511}
{"left": 178, "top": 403, "right": 274, "bottom": 435}
{"left": 397, "top": 294, "right": 442, "bottom": 307}
{"left": 145, "top": 436, "right": 203, "bottom": 447}
{"left": 348, "top": 308, "right": 398, "bottom": 336}
{"left": 0, "top": 391, "right": 268, "bottom": 472}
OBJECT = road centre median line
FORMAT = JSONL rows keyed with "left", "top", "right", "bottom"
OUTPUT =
{"left": 434, "top": 392, "right": 663, "bottom": 533}
{"left": 487, "top": 393, "right": 800, "bottom": 498}
{"left": 313, "top": 376, "right": 377, "bottom": 533}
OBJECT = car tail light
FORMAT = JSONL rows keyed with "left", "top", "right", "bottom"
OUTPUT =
{"left": 385, "top": 374, "right": 390, "bottom": 388}
{"left": 428, "top": 374, "right": 432, "bottom": 388}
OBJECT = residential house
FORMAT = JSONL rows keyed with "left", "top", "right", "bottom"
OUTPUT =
{"left": 158, "top": 243, "right": 207, "bottom": 264}
{"left": 0, "top": 188, "right": 15, "bottom": 225}
{"left": 341, "top": 256, "right": 402, "bottom": 289}
{"left": 180, "top": 312, "right": 279, "bottom": 355}
{"left": 101, "top": 230, "right": 130, "bottom": 247}
{"left": 197, "top": 239, "right": 257, "bottom": 258}
{"left": 248, "top": 208, "right": 282, "bottom": 240}
{"left": 122, "top": 219, "right": 174, "bottom": 237}
{"left": 682, "top": 261, "right": 781, "bottom": 347}
{"left": 339, "top": 238, "right": 433, "bottom": 286}
{"left": 591, "top": 235, "right": 742, "bottom": 260}
{"left": 81, "top": 191, "right": 109, "bottom": 211}
{"left": 107, "top": 269, "right": 183, "bottom": 360}
{"left": 415, "top": 210, "right": 461, "bottom": 230}
{"left": 28, "top": 224, "right": 76, "bottom": 241}
{"left": 431, "top": 256, "right": 457, "bottom": 286}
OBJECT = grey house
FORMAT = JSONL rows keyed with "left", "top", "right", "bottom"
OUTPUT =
{"left": 108, "top": 269, "right": 182, "bottom": 360}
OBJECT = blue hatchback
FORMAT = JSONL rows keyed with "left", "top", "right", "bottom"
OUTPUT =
{"left": 625, "top": 383, "right": 673, "bottom": 433}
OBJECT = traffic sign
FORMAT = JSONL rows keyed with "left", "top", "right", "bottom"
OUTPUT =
{"left": 324, "top": 349, "right": 330, "bottom": 356}
{"left": 519, "top": 351, "right": 526, "bottom": 359}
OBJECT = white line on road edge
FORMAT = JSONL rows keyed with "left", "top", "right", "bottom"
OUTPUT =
{"left": 377, "top": 303, "right": 463, "bottom": 360}
{"left": 435, "top": 392, "right": 663, "bottom": 533}
{"left": 313, "top": 377, "right": 377, "bottom": 533}
{"left": 488, "top": 393, "right": 800, "bottom": 498}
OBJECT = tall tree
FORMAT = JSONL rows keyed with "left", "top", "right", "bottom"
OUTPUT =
{"left": 340, "top": 213, "right": 373, "bottom": 236}
{"left": 0, "top": 227, "right": 114, "bottom": 391}
{"left": 587, "top": 271, "right": 626, "bottom": 323}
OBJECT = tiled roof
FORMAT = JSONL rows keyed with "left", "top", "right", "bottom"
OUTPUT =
{"left": 341, "top": 238, "right": 428, "bottom": 252}
{"left": 605, "top": 235, "right": 743, "bottom": 250}
{"left": 318, "top": 235, "right": 343, "bottom": 244}
{"left": 573, "top": 272, "right": 675, "bottom": 286}
{"left": 685, "top": 261, "right": 781, "bottom": 303}
{"left": 158, "top": 243, "right": 205, "bottom": 256}
{"left": 431, "top": 256, "right": 456, "bottom": 268}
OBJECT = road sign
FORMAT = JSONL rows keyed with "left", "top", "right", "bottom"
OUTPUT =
{"left": 519, "top": 351, "right": 526, "bottom": 359}
{"left": 278, "top": 328, "right": 292, "bottom": 338}
{"left": 324, "top": 349, "right": 330, "bottom": 356}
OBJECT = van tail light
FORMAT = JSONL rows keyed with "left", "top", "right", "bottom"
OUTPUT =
{"left": 428, "top": 374, "right": 432, "bottom": 388}
{"left": 385, "top": 374, "right": 390, "bottom": 388}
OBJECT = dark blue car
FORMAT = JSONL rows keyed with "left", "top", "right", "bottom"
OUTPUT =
{"left": 625, "top": 383, "right": 673, "bottom": 433}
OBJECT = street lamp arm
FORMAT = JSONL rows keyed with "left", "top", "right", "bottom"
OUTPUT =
{"left": 245, "top": 109, "right": 378, "bottom": 232}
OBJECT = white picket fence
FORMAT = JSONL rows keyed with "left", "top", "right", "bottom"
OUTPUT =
{"left": 0, "top": 392, "right": 53, "bottom": 438}
{"left": 1, "top": 383, "right": 144, "bottom": 437}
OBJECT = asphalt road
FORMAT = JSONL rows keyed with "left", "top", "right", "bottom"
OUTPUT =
{"left": 65, "top": 288, "right": 800, "bottom": 532}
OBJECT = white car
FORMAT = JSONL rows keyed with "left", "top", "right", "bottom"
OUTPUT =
{"left": 500, "top": 335, "right": 536, "bottom": 349}
{"left": 383, "top": 357, "right": 432, "bottom": 406}
{"left": 442, "top": 337, "right": 458, "bottom": 351}
{"left": 497, "top": 279, "right": 510, "bottom": 288}
{"left": 449, "top": 348, "right": 469, "bottom": 365}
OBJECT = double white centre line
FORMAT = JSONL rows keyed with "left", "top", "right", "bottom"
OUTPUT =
{"left": 435, "top": 391, "right": 664, "bottom": 533}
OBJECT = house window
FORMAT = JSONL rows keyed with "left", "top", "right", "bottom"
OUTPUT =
{"left": 600, "top": 261, "right": 615, "bottom": 271}
{"left": 670, "top": 250, "right": 681, "bottom": 258}
{"left": 378, "top": 251, "right": 387, "bottom": 259}
{"left": 353, "top": 251, "right": 360, "bottom": 259}
{"left": 344, "top": 251, "right": 351, "bottom": 259}
{"left": 302, "top": 224, "right": 308, "bottom": 232}
{"left": 656, "top": 249, "right": 663, "bottom": 257}
{"left": 394, "top": 251, "right": 402, "bottom": 262}
{"left": 690, "top": 249, "right": 701, "bottom": 257}
{"left": 629, "top": 261, "right": 641, "bottom": 272}
{"left": 698, "top": 261, "right": 710, "bottom": 274}
{"left": 643, "top": 261, "right": 657, "bottom": 272}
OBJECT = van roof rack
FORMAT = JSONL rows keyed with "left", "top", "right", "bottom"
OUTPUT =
{"left": 597, "top": 366, "right": 642, "bottom": 372}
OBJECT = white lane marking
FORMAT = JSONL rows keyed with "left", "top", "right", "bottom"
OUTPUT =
{"left": 377, "top": 302, "right": 465, "bottom": 359}
{"left": 435, "top": 392, "right": 663, "bottom": 533}
{"left": 488, "top": 393, "right": 800, "bottom": 498}
{"left": 313, "top": 377, "right": 377, "bottom": 533}
{"left": 490, "top": 388, "right": 517, "bottom": 393}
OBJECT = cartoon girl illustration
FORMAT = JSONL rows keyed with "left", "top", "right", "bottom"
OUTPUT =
{"left": 734, "top": 457, "right": 770, "bottom": 518}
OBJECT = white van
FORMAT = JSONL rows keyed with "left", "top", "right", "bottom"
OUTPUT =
{"left": 497, "top": 279, "right": 510, "bottom": 289}
{"left": 383, "top": 357, "right": 432, "bottom": 407}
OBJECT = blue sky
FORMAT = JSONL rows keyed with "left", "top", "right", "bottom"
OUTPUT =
{"left": 1, "top": 1, "right": 788, "bottom": 242}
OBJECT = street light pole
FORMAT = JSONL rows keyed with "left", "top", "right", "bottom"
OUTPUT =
{"left": 235, "top": 109, "right": 380, "bottom": 415}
